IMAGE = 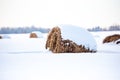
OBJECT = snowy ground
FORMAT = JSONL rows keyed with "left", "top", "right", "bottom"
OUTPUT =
{"left": 0, "top": 31, "right": 120, "bottom": 80}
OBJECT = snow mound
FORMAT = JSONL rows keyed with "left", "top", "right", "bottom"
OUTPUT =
{"left": 58, "top": 24, "right": 97, "bottom": 51}
{"left": 31, "top": 31, "right": 43, "bottom": 38}
{"left": 0, "top": 34, "right": 10, "bottom": 39}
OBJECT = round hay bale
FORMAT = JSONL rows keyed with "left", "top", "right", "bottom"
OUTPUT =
{"left": 30, "top": 33, "right": 38, "bottom": 38}
{"left": 30, "top": 31, "right": 43, "bottom": 38}
{"left": 46, "top": 24, "right": 97, "bottom": 53}
{"left": 103, "top": 34, "right": 120, "bottom": 43}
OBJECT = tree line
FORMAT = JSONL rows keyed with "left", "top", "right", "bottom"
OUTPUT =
{"left": 0, "top": 24, "right": 120, "bottom": 34}
{"left": 88, "top": 24, "right": 120, "bottom": 31}
{"left": 0, "top": 26, "right": 50, "bottom": 34}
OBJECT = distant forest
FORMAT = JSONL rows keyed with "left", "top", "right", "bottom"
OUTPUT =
{"left": 88, "top": 24, "right": 120, "bottom": 31}
{"left": 0, "top": 24, "right": 120, "bottom": 34}
{"left": 0, "top": 26, "right": 50, "bottom": 34}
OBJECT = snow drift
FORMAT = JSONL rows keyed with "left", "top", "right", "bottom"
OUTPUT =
{"left": 0, "top": 34, "right": 10, "bottom": 39}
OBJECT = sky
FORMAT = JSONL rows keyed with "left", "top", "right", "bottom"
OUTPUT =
{"left": 0, "top": 0, "right": 120, "bottom": 28}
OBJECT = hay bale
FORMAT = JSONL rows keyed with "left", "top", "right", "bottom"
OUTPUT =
{"left": 103, "top": 34, "right": 120, "bottom": 43}
{"left": 46, "top": 25, "right": 97, "bottom": 53}
{"left": 30, "top": 31, "right": 43, "bottom": 38}
{"left": 30, "top": 33, "right": 38, "bottom": 38}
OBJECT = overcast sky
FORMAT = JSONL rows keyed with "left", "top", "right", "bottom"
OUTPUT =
{"left": 0, "top": 0, "right": 120, "bottom": 28}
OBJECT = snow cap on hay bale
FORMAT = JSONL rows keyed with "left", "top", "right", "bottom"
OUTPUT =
{"left": 30, "top": 31, "right": 43, "bottom": 38}
{"left": 46, "top": 24, "right": 97, "bottom": 53}
{"left": 103, "top": 34, "right": 120, "bottom": 44}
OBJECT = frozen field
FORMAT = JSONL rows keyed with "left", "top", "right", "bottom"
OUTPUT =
{"left": 0, "top": 31, "right": 120, "bottom": 80}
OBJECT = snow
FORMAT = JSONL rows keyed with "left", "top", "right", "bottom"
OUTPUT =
{"left": 0, "top": 34, "right": 10, "bottom": 39}
{"left": 0, "top": 54, "right": 120, "bottom": 80}
{"left": 0, "top": 31, "right": 120, "bottom": 80}
{"left": 58, "top": 24, "right": 97, "bottom": 51}
{"left": 0, "top": 33, "right": 47, "bottom": 53}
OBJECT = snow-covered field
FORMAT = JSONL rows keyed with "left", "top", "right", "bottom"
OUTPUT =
{"left": 0, "top": 31, "right": 120, "bottom": 80}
